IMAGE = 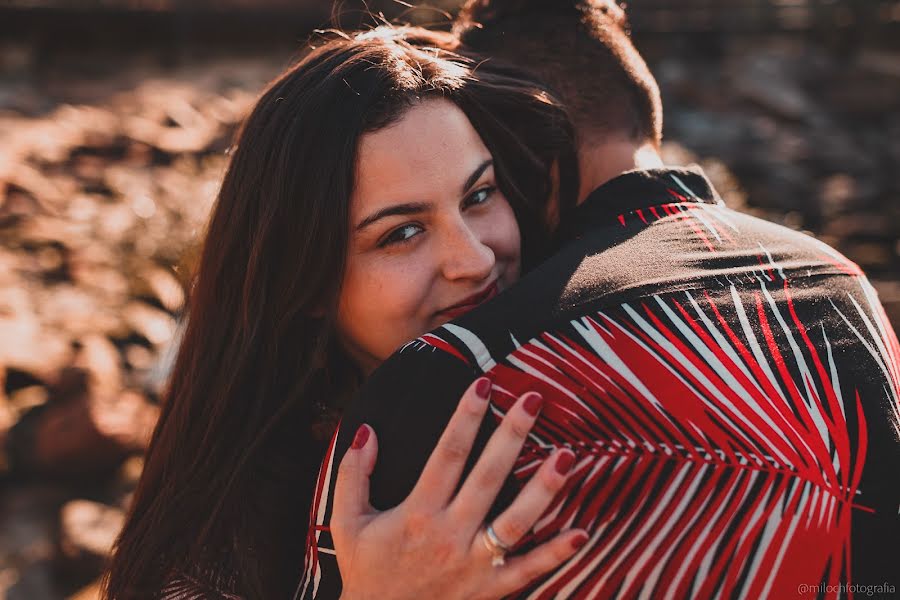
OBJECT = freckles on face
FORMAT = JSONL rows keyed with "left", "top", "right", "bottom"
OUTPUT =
{"left": 336, "top": 98, "right": 521, "bottom": 373}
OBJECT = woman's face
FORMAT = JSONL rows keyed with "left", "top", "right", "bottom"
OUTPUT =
{"left": 337, "top": 98, "right": 521, "bottom": 373}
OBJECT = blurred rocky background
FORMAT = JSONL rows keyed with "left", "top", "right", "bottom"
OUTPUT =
{"left": 0, "top": 0, "right": 898, "bottom": 597}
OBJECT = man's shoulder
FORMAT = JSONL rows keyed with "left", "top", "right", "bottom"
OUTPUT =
{"left": 345, "top": 337, "right": 477, "bottom": 420}
{"left": 338, "top": 342, "right": 481, "bottom": 509}
{"left": 353, "top": 334, "right": 480, "bottom": 410}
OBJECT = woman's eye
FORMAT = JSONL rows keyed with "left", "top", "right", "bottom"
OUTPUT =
{"left": 379, "top": 224, "right": 423, "bottom": 247}
{"left": 464, "top": 186, "right": 497, "bottom": 208}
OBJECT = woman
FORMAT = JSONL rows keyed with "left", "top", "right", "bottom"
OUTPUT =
{"left": 105, "top": 26, "right": 578, "bottom": 599}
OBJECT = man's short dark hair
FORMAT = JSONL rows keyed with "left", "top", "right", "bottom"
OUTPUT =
{"left": 454, "top": 0, "right": 662, "bottom": 146}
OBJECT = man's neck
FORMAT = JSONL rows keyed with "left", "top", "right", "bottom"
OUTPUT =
{"left": 577, "top": 136, "right": 663, "bottom": 205}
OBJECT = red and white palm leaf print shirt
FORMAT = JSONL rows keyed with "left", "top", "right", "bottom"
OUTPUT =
{"left": 297, "top": 168, "right": 900, "bottom": 600}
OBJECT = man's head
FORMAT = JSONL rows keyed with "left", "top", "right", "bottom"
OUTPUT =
{"left": 455, "top": 0, "right": 664, "bottom": 196}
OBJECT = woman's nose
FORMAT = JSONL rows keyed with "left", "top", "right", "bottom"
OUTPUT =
{"left": 440, "top": 223, "right": 495, "bottom": 282}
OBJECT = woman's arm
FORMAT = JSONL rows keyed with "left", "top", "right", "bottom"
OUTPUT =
{"left": 332, "top": 378, "right": 586, "bottom": 600}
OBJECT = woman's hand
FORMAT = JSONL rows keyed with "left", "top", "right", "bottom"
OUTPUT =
{"left": 331, "top": 378, "right": 586, "bottom": 600}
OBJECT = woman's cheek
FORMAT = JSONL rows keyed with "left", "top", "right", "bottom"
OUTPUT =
{"left": 369, "top": 257, "right": 431, "bottom": 348}
{"left": 491, "top": 198, "right": 522, "bottom": 272}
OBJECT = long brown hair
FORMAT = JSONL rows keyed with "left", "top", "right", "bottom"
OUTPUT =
{"left": 104, "top": 26, "right": 575, "bottom": 599}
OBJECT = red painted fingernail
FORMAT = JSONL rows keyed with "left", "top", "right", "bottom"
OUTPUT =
{"left": 351, "top": 425, "right": 370, "bottom": 449}
{"left": 571, "top": 532, "right": 589, "bottom": 550}
{"left": 475, "top": 377, "right": 492, "bottom": 400}
{"left": 555, "top": 450, "right": 576, "bottom": 475}
{"left": 523, "top": 392, "right": 543, "bottom": 416}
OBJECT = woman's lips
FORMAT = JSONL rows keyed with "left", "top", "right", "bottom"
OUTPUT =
{"left": 437, "top": 281, "right": 500, "bottom": 320}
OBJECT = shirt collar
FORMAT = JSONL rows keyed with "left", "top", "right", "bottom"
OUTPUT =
{"left": 559, "top": 166, "right": 723, "bottom": 239}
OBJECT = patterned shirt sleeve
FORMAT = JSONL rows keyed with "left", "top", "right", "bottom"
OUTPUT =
{"left": 295, "top": 426, "right": 343, "bottom": 600}
{"left": 295, "top": 346, "right": 481, "bottom": 600}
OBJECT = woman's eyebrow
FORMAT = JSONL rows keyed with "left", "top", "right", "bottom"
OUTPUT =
{"left": 355, "top": 202, "right": 430, "bottom": 231}
{"left": 462, "top": 159, "right": 493, "bottom": 194}
{"left": 354, "top": 159, "right": 492, "bottom": 232}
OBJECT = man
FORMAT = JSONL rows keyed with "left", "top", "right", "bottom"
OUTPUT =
{"left": 301, "top": 1, "right": 900, "bottom": 598}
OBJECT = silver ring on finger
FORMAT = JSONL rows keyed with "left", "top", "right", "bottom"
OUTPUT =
{"left": 482, "top": 523, "right": 512, "bottom": 567}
